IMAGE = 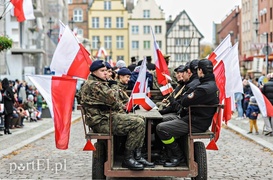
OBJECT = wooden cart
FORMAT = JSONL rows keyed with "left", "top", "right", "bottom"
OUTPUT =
{"left": 78, "top": 104, "right": 223, "bottom": 180}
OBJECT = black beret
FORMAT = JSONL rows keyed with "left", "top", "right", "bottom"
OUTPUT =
{"left": 118, "top": 67, "right": 132, "bottom": 76}
{"left": 105, "top": 62, "right": 112, "bottom": 69}
{"left": 90, "top": 60, "right": 106, "bottom": 72}
{"left": 174, "top": 65, "right": 185, "bottom": 72}
{"left": 198, "top": 59, "right": 213, "bottom": 74}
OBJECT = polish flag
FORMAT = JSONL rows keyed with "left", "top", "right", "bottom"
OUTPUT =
{"left": 249, "top": 82, "right": 273, "bottom": 117}
{"left": 159, "top": 83, "right": 174, "bottom": 96}
{"left": 151, "top": 28, "right": 171, "bottom": 86}
{"left": 145, "top": 78, "right": 151, "bottom": 98}
{"left": 208, "top": 34, "right": 232, "bottom": 66}
{"left": 27, "top": 75, "right": 77, "bottom": 150}
{"left": 58, "top": 20, "right": 66, "bottom": 41}
{"left": 96, "top": 47, "right": 108, "bottom": 58}
{"left": 50, "top": 26, "right": 92, "bottom": 80}
{"left": 126, "top": 58, "right": 156, "bottom": 112}
{"left": 10, "top": 0, "right": 35, "bottom": 22}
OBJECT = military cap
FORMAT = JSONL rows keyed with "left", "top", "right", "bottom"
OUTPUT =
{"left": 105, "top": 62, "right": 112, "bottom": 69}
{"left": 89, "top": 60, "right": 106, "bottom": 72}
{"left": 146, "top": 56, "right": 152, "bottom": 62}
{"left": 174, "top": 65, "right": 185, "bottom": 72}
{"left": 118, "top": 67, "right": 132, "bottom": 76}
{"left": 198, "top": 59, "right": 213, "bottom": 74}
{"left": 189, "top": 59, "right": 199, "bottom": 73}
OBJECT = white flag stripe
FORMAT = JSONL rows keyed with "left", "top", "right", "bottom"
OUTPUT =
{"left": 27, "top": 75, "right": 54, "bottom": 118}
{"left": 22, "top": 0, "right": 35, "bottom": 20}
{"left": 249, "top": 82, "right": 267, "bottom": 117}
{"left": 50, "top": 26, "right": 80, "bottom": 75}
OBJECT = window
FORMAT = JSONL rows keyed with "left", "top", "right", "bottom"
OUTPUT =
{"left": 179, "top": 25, "right": 190, "bottom": 31}
{"left": 175, "top": 38, "right": 190, "bottom": 46}
{"left": 92, "top": 36, "right": 100, "bottom": 49}
{"left": 143, "top": 10, "right": 150, "bottom": 18}
{"left": 92, "top": 17, "right": 99, "bottom": 28}
{"left": 155, "top": 26, "right": 162, "bottom": 34}
{"left": 116, "top": 36, "right": 124, "bottom": 49}
{"left": 132, "top": 25, "right": 139, "bottom": 34}
{"left": 132, "top": 41, "right": 139, "bottom": 49}
{"left": 104, "top": 17, "right": 111, "bottom": 28}
{"left": 73, "top": 9, "right": 83, "bottom": 22}
{"left": 117, "top": 56, "right": 124, "bottom": 60}
{"left": 68, "top": 0, "right": 72, "bottom": 4}
{"left": 104, "top": 1, "right": 111, "bottom": 10}
{"left": 116, "top": 17, "right": 124, "bottom": 28}
{"left": 175, "top": 53, "right": 190, "bottom": 61}
{"left": 77, "top": 28, "right": 83, "bottom": 37}
{"left": 175, "top": 38, "right": 182, "bottom": 46}
{"left": 143, "top": 26, "right": 150, "bottom": 34}
{"left": 143, "top": 41, "right": 150, "bottom": 49}
{"left": 104, "top": 36, "right": 112, "bottom": 49}
{"left": 156, "top": 40, "right": 162, "bottom": 49}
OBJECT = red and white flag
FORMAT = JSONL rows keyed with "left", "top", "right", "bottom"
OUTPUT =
{"left": 151, "top": 28, "right": 171, "bottom": 87}
{"left": 249, "top": 82, "right": 273, "bottom": 117}
{"left": 159, "top": 83, "right": 174, "bottom": 96}
{"left": 58, "top": 20, "right": 66, "bottom": 41}
{"left": 126, "top": 58, "right": 156, "bottom": 112}
{"left": 10, "top": 0, "right": 35, "bottom": 22}
{"left": 28, "top": 75, "right": 77, "bottom": 150}
{"left": 96, "top": 47, "right": 108, "bottom": 58}
{"left": 50, "top": 26, "right": 92, "bottom": 79}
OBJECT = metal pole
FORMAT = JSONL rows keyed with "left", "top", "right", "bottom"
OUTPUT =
{"left": 265, "top": 33, "right": 268, "bottom": 74}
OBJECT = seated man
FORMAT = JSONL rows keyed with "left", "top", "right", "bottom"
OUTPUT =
{"left": 79, "top": 60, "right": 152, "bottom": 170}
{"left": 156, "top": 59, "right": 219, "bottom": 167}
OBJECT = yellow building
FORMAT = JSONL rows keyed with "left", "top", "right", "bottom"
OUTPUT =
{"left": 88, "top": 0, "right": 129, "bottom": 65}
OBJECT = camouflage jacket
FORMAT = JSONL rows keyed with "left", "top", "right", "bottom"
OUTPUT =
{"left": 111, "top": 80, "right": 129, "bottom": 106}
{"left": 79, "top": 74, "right": 124, "bottom": 127}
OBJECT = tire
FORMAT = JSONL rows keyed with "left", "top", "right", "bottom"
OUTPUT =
{"left": 92, "top": 140, "right": 107, "bottom": 180}
{"left": 191, "top": 141, "right": 207, "bottom": 180}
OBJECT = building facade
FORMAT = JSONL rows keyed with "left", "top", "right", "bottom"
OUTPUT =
{"left": 166, "top": 10, "right": 203, "bottom": 68}
{"left": 128, "top": 0, "right": 166, "bottom": 63}
{"left": 88, "top": 0, "right": 129, "bottom": 64}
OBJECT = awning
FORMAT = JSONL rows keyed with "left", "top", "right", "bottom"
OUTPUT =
{"left": 10, "top": 48, "right": 45, "bottom": 55}
{"left": 242, "top": 54, "right": 273, "bottom": 61}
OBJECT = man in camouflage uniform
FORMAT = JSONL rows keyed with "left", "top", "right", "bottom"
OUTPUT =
{"left": 79, "top": 60, "right": 151, "bottom": 170}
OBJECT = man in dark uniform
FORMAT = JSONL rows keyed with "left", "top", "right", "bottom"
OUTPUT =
{"left": 79, "top": 60, "right": 152, "bottom": 170}
{"left": 128, "top": 56, "right": 137, "bottom": 72}
{"left": 156, "top": 59, "right": 219, "bottom": 167}
{"left": 146, "top": 56, "right": 155, "bottom": 71}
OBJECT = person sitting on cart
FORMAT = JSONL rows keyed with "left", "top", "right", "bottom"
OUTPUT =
{"left": 79, "top": 60, "right": 152, "bottom": 171}
{"left": 156, "top": 59, "right": 219, "bottom": 167}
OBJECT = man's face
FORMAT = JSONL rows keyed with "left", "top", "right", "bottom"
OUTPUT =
{"left": 175, "top": 71, "right": 184, "bottom": 81}
{"left": 182, "top": 69, "right": 191, "bottom": 82}
{"left": 93, "top": 67, "right": 108, "bottom": 80}
{"left": 106, "top": 69, "right": 113, "bottom": 80}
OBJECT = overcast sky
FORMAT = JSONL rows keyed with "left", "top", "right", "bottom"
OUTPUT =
{"left": 153, "top": 0, "right": 241, "bottom": 44}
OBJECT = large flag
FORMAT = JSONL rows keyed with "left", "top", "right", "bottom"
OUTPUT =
{"left": 10, "top": 0, "right": 35, "bottom": 22}
{"left": 50, "top": 26, "right": 92, "bottom": 79}
{"left": 151, "top": 28, "right": 171, "bottom": 86}
{"left": 27, "top": 75, "right": 77, "bottom": 150}
{"left": 249, "top": 82, "right": 273, "bottom": 117}
{"left": 126, "top": 58, "right": 156, "bottom": 112}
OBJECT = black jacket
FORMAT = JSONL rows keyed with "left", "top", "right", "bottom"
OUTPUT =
{"left": 180, "top": 74, "right": 219, "bottom": 131}
{"left": 262, "top": 78, "right": 273, "bottom": 105}
{"left": 2, "top": 80, "right": 15, "bottom": 115}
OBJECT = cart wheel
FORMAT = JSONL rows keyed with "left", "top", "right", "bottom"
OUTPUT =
{"left": 92, "top": 140, "right": 106, "bottom": 180}
{"left": 191, "top": 141, "right": 207, "bottom": 180}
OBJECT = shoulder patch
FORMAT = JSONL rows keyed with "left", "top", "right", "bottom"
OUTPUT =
{"left": 188, "top": 92, "right": 194, "bottom": 99}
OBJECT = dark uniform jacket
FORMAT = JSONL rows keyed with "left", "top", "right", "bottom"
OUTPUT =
{"left": 262, "top": 78, "right": 273, "bottom": 105}
{"left": 128, "top": 63, "right": 137, "bottom": 72}
{"left": 79, "top": 74, "right": 124, "bottom": 127}
{"left": 180, "top": 73, "right": 219, "bottom": 131}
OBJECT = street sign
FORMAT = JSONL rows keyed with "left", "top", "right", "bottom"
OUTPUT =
{"left": 262, "top": 45, "right": 272, "bottom": 55}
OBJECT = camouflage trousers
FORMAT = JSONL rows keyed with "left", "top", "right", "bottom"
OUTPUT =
{"left": 93, "top": 113, "right": 145, "bottom": 151}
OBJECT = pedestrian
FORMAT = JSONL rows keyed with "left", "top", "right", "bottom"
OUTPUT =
{"left": 246, "top": 96, "right": 260, "bottom": 135}
{"left": 79, "top": 60, "right": 152, "bottom": 170}
{"left": 127, "top": 56, "right": 137, "bottom": 72}
{"left": 2, "top": 78, "right": 15, "bottom": 135}
{"left": 261, "top": 73, "right": 273, "bottom": 136}
{"left": 146, "top": 56, "right": 155, "bottom": 71}
{"left": 235, "top": 92, "right": 244, "bottom": 119}
{"left": 156, "top": 59, "right": 219, "bottom": 167}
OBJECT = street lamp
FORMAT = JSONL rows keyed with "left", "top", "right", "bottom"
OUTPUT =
{"left": 47, "top": 17, "right": 54, "bottom": 37}
{"left": 69, "top": 17, "right": 75, "bottom": 29}
{"left": 97, "top": 39, "right": 101, "bottom": 59}
{"left": 253, "top": 18, "right": 260, "bottom": 36}
{"left": 110, "top": 49, "right": 113, "bottom": 60}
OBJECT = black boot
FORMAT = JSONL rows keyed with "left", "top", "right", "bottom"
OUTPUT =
{"left": 135, "top": 148, "right": 155, "bottom": 168}
{"left": 122, "top": 149, "right": 144, "bottom": 170}
{"left": 4, "top": 129, "right": 12, "bottom": 135}
{"left": 164, "top": 142, "right": 185, "bottom": 167}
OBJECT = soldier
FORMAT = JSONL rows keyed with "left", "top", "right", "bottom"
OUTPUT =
{"left": 156, "top": 59, "right": 219, "bottom": 167}
{"left": 79, "top": 60, "right": 152, "bottom": 170}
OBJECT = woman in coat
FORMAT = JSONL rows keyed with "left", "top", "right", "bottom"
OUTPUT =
{"left": 2, "top": 78, "right": 15, "bottom": 134}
